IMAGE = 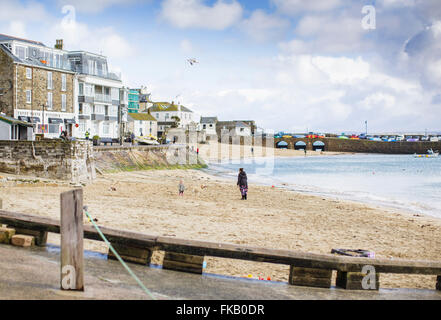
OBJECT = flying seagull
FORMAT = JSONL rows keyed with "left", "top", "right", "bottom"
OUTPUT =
{"left": 187, "top": 58, "right": 199, "bottom": 66}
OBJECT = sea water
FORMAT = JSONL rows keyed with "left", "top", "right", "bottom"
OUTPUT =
{"left": 206, "top": 154, "right": 441, "bottom": 219}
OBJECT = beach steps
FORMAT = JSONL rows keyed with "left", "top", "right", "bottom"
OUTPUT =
{"left": 1, "top": 209, "right": 441, "bottom": 291}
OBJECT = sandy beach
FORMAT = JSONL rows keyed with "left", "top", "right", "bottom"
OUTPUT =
{"left": 1, "top": 148, "right": 441, "bottom": 290}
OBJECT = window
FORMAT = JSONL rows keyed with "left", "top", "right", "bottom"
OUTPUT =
{"left": 93, "top": 105, "right": 104, "bottom": 114}
{"left": 61, "top": 74, "right": 66, "bottom": 91}
{"left": 156, "top": 113, "right": 159, "bottom": 119}
{"left": 49, "top": 124, "right": 59, "bottom": 134}
{"left": 26, "top": 68, "right": 32, "bottom": 79}
{"left": 79, "top": 83, "right": 84, "bottom": 95}
{"left": 47, "top": 92, "right": 53, "bottom": 110}
{"left": 61, "top": 94, "right": 66, "bottom": 111}
{"left": 203, "top": 124, "right": 206, "bottom": 129}
{"left": 26, "top": 90, "right": 32, "bottom": 104}
{"left": 103, "top": 122, "right": 110, "bottom": 135}
{"left": 15, "top": 46, "right": 25, "bottom": 59}
{"left": 79, "top": 121, "right": 86, "bottom": 132}
{"left": 47, "top": 72, "right": 53, "bottom": 90}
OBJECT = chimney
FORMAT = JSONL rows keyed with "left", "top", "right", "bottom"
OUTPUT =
{"left": 55, "top": 39, "right": 64, "bottom": 50}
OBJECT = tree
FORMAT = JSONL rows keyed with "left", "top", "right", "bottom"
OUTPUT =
{"left": 171, "top": 116, "right": 181, "bottom": 128}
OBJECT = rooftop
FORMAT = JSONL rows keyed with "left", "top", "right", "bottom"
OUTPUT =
{"left": 149, "top": 102, "right": 193, "bottom": 113}
{"left": 128, "top": 113, "right": 157, "bottom": 121}
{"left": 0, "top": 33, "right": 45, "bottom": 46}
{"left": 201, "top": 117, "right": 218, "bottom": 123}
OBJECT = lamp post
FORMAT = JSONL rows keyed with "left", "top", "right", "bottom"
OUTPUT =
{"left": 365, "top": 120, "right": 368, "bottom": 136}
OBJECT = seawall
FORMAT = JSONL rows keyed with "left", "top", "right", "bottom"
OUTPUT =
{"left": 0, "top": 140, "right": 96, "bottom": 183}
{"left": 93, "top": 145, "right": 207, "bottom": 173}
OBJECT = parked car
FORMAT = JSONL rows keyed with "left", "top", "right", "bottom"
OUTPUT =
{"left": 350, "top": 135, "right": 359, "bottom": 139}
{"left": 381, "top": 136, "right": 389, "bottom": 141}
{"left": 338, "top": 135, "right": 349, "bottom": 139}
{"left": 359, "top": 133, "right": 367, "bottom": 139}
{"left": 421, "top": 136, "right": 429, "bottom": 141}
{"left": 367, "top": 135, "right": 374, "bottom": 140}
{"left": 430, "top": 136, "right": 439, "bottom": 142}
{"left": 388, "top": 136, "right": 396, "bottom": 142}
{"left": 396, "top": 135, "right": 405, "bottom": 141}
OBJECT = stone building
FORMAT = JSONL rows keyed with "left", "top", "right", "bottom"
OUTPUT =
{"left": 0, "top": 35, "right": 75, "bottom": 139}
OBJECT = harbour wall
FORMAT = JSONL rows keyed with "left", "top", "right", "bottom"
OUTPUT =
{"left": 274, "top": 137, "right": 441, "bottom": 154}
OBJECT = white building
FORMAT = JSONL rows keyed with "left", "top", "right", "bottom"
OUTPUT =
{"left": 216, "top": 121, "right": 252, "bottom": 137}
{"left": 127, "top": 113, "right": 158, "bottom": 138}
{"left": 68, "top": 51, "right": 123, "bottom": 140}
{"left": 148, "top": 102, "right": 199, "bottom": 137}
{"left": 199, "top": 117, "right": 218, "bottom": 136}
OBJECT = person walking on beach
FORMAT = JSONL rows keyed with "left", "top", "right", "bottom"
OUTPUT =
{"left": 178, "top": 180, "right": 185, "bottom": 196}
{"left": 237, "top": 168, "right": 248, "bottom": 200}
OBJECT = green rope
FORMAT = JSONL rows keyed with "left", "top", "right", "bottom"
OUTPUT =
{"left": 83, "top": 207, "right": 156, "bottom": 300}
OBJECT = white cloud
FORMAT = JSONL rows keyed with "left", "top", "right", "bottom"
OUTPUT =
{"left": 180, "top": 39, "right": 193, "bottom": 54}
{"left": 311, "top": 56, "right": 370, "bottom": 84}
{"left": 6, "top": 21, "right": 27, "bottom": 38}
{"left": 160, "top": 0, "right": 243, "bottom": 30}
{"left": 240, "top": 10, "right": 290, "bottom": 42}
{"left": 272, "top": 0, "right": 343, "bottom": 15}
{"left": 56, "top": 0, "right": 143, "bottom": 13}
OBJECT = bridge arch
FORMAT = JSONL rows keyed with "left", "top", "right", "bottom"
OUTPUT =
{"left": 276, "top": 141, "right": 289, "bottom": 149}
{"left": 294, "top": 141, "right": 307, "bottom": 150}
{"left": 312, "top": 140, "right": 325, "bottom": 151}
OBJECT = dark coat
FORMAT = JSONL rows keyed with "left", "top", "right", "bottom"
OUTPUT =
{"left": 237, "top": 171, "right": 248, "bottom": 188}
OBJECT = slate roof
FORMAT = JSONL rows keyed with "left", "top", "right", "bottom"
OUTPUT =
{"left": 201, "top": 117, "right": 218, "bottom": 123}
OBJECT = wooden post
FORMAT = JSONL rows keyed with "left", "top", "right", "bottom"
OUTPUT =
{"left": 60, "top": 189, "right": 84, "bottom": 291}
{"left": 436, "top": 276, "right": 441, "bottom": 291}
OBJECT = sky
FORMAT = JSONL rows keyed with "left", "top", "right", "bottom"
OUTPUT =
{"left": 1, "top": 0, "right": 441, "bottom": 133}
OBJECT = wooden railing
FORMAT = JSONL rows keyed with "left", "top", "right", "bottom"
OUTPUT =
{"left": 0, "top": 209, "right": 440, "bottom": 291}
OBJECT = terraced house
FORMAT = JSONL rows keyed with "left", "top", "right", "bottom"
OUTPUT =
{"left": 0, "top": 34, "right": 75, "bottom": 139}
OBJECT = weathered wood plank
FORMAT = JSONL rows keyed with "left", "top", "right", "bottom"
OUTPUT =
{"left": 1, "top": 210, "right": 441, "bottom": 277}
{"left": 107, "top": 243, "right": 152, "bottom": 265}
{"left": 60, "top": 189, "right": 84, "bottom": 291}
{"left": 289, "top": 267, "right": 332, "bottom": 288}
{"left": 336, "top": 271, "right": 380, "bottom": 290}
{"left": 163, "top": 252, "right": 204, "bottom": 274}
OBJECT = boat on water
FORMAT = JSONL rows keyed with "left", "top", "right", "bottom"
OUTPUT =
{"left": 135, "top": 135, "right": 160, "bottom": 145}
{"left": 414, "top": 149, "right": 439, "bottom": 158}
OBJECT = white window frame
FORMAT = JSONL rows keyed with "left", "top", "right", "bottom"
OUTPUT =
{"left": 61, "top": 74, "right": 66, "bottom": 91}
{"left": 26, "top": 68, "right": 32, "bottom": 79}
{"left": 47, "top": 72, "right": 53, "bottom": 90}
{"left": 47, "top": 92, "right": 53, "bottom": 110}
{"left": 26, "top": 90, "right": 32, "bottom": 104}
{"left": 61, "top": 94, "right": 66, "bottom": 111}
